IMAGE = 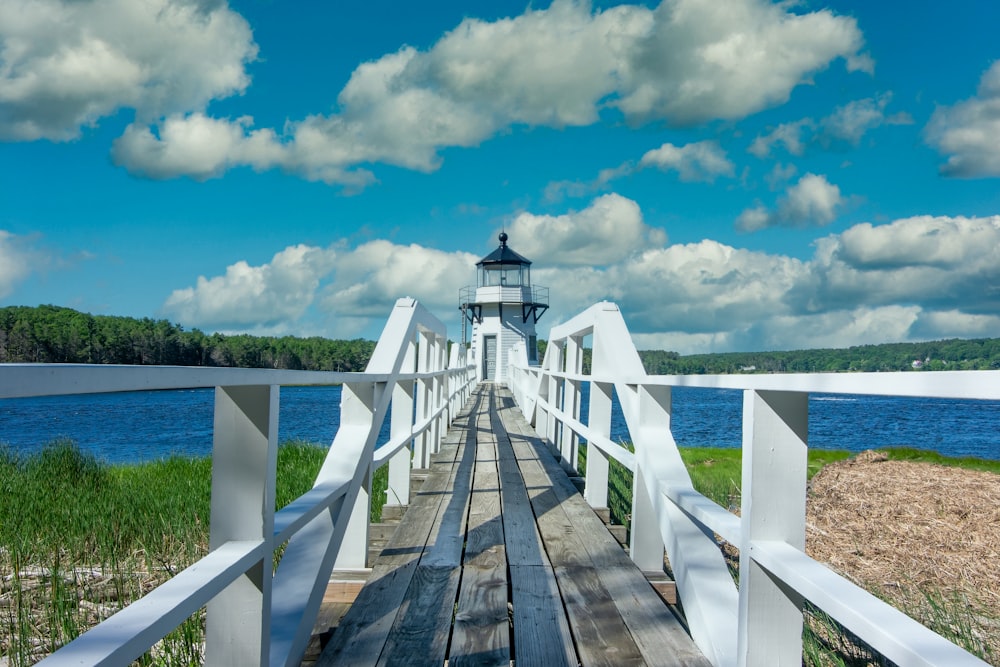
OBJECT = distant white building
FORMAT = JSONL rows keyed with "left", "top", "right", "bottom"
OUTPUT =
{"left": 460, "top": 232, "right": 548, "bottom": 384}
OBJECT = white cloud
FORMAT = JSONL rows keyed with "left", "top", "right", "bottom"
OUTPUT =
{"left": 507, "top": 194, "right": 666, "bottom": 266}
{"left": 320, "top": 241, "right": 478, "bottom": 317}
{"left": 162, "top": 244, "right": 338, "bottom": 329}
{"left": 111, "top": 113, "right": 285, "bottom": 181}
{"left": 926, "top": 60, "right": 1000, "bottom": 177}
{"left": 592, "top": 214, "right": 1000, "bottom": 352}
{"left": 0, "top": 230, "right": 37, "bottom": 298}
{"left": 821, "top": 93, "right": 912, "bottom": 144}
{"left": 793, "top": 215, "right": 1000, "bottom": 314}
{"left": 748, "top": 119, "right": 812, "bottom": 157}
{"left": 107, "top": 0, "right": 867, "bottom": 185}
{"left": 748, "top": 94, "right": 910, "bottom": 158}
{"left": 158, "top": 209, "right": 1000, "bottom": 354}
{"left": 616, "top": 0, "right": 869, "bottom": 124}
{"left": 638, "top": 141, "right": 734, "bottom": 182}
{"left": 737, "top": 173, "right": 844, "bottom": 231}
{"left": 0, "top": 0, "right": 256, "bottom": 141}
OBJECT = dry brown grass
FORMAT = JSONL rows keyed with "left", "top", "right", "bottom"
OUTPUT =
{"left": 805, "top": 451, "right": 1000, "bottom": 662}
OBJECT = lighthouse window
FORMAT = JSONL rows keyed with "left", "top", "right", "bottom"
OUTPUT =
{"left": 482, "top": 266, "right": 525, "bottom": 287}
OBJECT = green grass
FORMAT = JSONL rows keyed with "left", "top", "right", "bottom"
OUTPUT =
{"left": 0, "top": 440, "right": 337, "bottom": 665}
{"left": 575, "top": 441, "right": 999, "bottom": 666}
{"left": 3, "top": 439, "right": 995, "bottom": 665}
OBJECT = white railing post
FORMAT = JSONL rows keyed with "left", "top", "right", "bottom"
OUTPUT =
{"left": 584, "top": 380, "right": 611, "bottom": 509}
{"left": 544, "top": 341, "right": 563, "bottom": 451}
{"left": 630, "top": 384, "right": 668, "bottom": 572}
{"left": 388, "top": 341, "right": 416, "bottom": 509}
{"left": 738, "top": 390, "right": 808, "bottom": 667}
{"left": 561, "top": 335, "right": 583, "bottom": 468}
{"left": 206, "top": 384, "right": 278, "bottom": 667}
{"left": 432, "top": 332, "right": 446, "bottom": 448}
{"left": 415, "top": 330, "right": 432, "bottom": 465}
{"left": 334, "top": 381, "right": 382, "bottom": 571}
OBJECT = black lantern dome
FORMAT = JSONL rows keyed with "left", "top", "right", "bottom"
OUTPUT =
{"left": 476, "top": 231, "right": 532, "bottom": 287}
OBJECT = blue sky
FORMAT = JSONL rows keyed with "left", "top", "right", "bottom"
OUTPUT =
{"left": 2, "top": 0, "right": 1000, "bottom": 354}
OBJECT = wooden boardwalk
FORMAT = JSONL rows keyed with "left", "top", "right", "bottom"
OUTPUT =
{"left": 316, "top": 385, "right": 709, "bottom": 667}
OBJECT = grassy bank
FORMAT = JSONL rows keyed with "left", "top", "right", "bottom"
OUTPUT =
{"left": 0, "top": 440, "right": 334, "bottom": 665}
{"left": 577, "top": 441, "right": 999, "bottom": 666}
{"left": 2, "top": 441, "right": 996, "bottom": 665}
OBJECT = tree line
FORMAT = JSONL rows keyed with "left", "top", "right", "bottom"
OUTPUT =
{"left": 539, "top": 335, "right": 1000, "bottom": 374}
{"left": 0, "top": 305, "right": 375, "bottom": 371}
{"left": 639, "top": 339, "right": 1000, "bottom": 374}
{"left": 4, "top": 304, "right": 999, "bottom": 374}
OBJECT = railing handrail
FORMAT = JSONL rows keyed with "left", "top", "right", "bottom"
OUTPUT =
{"left": 3, "top": 297, "right": 476, "bottom": 666}
{"left": 508, "top": 300, "right": 991, "bottom": 667}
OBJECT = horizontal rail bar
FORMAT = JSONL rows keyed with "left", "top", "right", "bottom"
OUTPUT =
{"left": 38, "top": 540, "right": 266, "bottom": 666}
{"left": 750, "top": 540, "right": 990, "bottom": 667}
{"left": 661, "top": 483, "right": 741, "bottom": 545}
{"left": 371, "top": 400, "right": 450, "bottom": 466}
{"left": 0, "top": 363, "right": 469, "bottom": 399}
{"left": 534, "top": 395, "right": 635, "bottom": 469}
{"left": 273, "top": 481, "right": 351, "bottom": 545}
{"left": 535, "top": 367, "right": 1000, "bottom": 402}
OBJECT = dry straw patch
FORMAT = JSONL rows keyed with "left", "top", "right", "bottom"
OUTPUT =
{"left": 805, "top": 451, "right": 1000, "bottom": 660}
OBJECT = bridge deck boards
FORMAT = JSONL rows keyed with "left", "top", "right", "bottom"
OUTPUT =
{"left": 317, "top": 386, "right": 709, "bottom": 667}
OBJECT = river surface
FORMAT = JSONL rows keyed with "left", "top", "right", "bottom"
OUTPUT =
{"left": 1, "top": 384, "right": 998, "bottom": 464}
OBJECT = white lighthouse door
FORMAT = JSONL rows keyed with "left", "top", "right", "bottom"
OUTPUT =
{"left": 483, "top": 335, "right": 497, "bottom": 381}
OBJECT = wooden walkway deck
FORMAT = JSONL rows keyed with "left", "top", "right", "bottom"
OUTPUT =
{"left": 315, "top": 385, "right": 709, "bottom": 667}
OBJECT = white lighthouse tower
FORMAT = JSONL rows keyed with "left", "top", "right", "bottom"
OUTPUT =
{"left": 460, "top": 232, "right": 548, "bottom": 384}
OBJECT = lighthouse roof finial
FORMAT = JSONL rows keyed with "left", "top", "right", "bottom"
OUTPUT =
{"left": 477, "top": 230, "right": 531, "bottom": 266}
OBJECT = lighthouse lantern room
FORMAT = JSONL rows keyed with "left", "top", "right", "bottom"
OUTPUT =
{"left": 460, "top": 232, "right": 548, "bottom": 383}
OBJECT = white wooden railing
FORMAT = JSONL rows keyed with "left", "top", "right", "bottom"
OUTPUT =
{"left": 1, "top": 298, "right": 475, "bottom": 667}
{"left": 508, "top": 301, "right": 996, "bottom": 667}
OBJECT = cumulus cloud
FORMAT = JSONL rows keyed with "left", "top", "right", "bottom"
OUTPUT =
{"left": 748, "top": 93, "right": 910, "bottom": 158}
{"left": 926, "top": 61, "right": 1000, "bottom": 177}
{"left": 546, "top": 140, "right": 734, "bottom": 201}
{"left": 0, "top": 0, "right": 256, "bottom": 141}
{"left": 160, "top": 207, "right": 1000, "bottom": 353}
{"left": 596, "top": 214, "right": 1000, "bottom": 352}
{"left": 162, "top": 244, "right": 338, "bottom": 329}
{"left": 616, "top": 0, "right": 869, "bottom": 124}
{"left": 507, "top": 194, "right": 666, "bottom": 266}
{"left": 320, "top": 241, "right": 477, "bottom": 317}
{"left": 793, "top": 215, "right": 1000, "bottom": 314}
{"left": 737, "top": 173, "right": 844, "bottom": 231}
{"left": 111, "top": 113, "right": 285, "bottom": 181}
{"left": 638, "top": 141, "right": 734, "bottom": 182}
{"left": 821, "top": 94, "right": 912, "bottom": 144}
{"left": 748, "top": 119, "right": 812, "bottom": 158}
{"left": 106, "top": 0, "right": 867, "bottom": 185}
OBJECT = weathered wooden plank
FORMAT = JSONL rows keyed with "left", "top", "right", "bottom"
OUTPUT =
{"left": 597, "top": 564, "right": 710, "bottom": 666}
{"left": 508, "top": 564, "right": 577, "bottom": 667}
{"left": 554, "top": 565, "right": 647, "bottom": 667}
{"left": 451, "top": 437, "right": 510, "bottom": 666}
{"left": 317, "top": 394, "right": 480, "bottom": 666}
{"left": 497, "top": 389, "right": 711, "bottom": 667}
{"left": 375, "top": 399, "right": 482, "bottom": 666}
{"left": 492, "top": 395, "right": 578, "bottom": 667}
{"left": 378, "top": 565, "right": 461, "bottom": 667}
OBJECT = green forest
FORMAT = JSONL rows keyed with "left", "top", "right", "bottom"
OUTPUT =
{"left": 3, "top": 304, "right": 1000, "bottom": 374}
{"left": 638, "top": 338, "right": 1000, "bottom": 374}
{"left": 0, "top": 305, "right": 374, "bottom": 371}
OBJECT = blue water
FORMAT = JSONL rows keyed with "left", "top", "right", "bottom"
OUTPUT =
{"left": 1, "top": 384, "right": 998, "bottom": 464}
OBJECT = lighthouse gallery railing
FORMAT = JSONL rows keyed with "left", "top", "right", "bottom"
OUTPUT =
{"left": 1, "top": 298, "right": 475, "bottom": 666}
{"left": 507, "top": 301, "right": 995, "bottom": 667}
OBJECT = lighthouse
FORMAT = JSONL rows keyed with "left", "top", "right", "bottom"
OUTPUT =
{"left": 460, "top": 232, "right": 548, "bottom": 383}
